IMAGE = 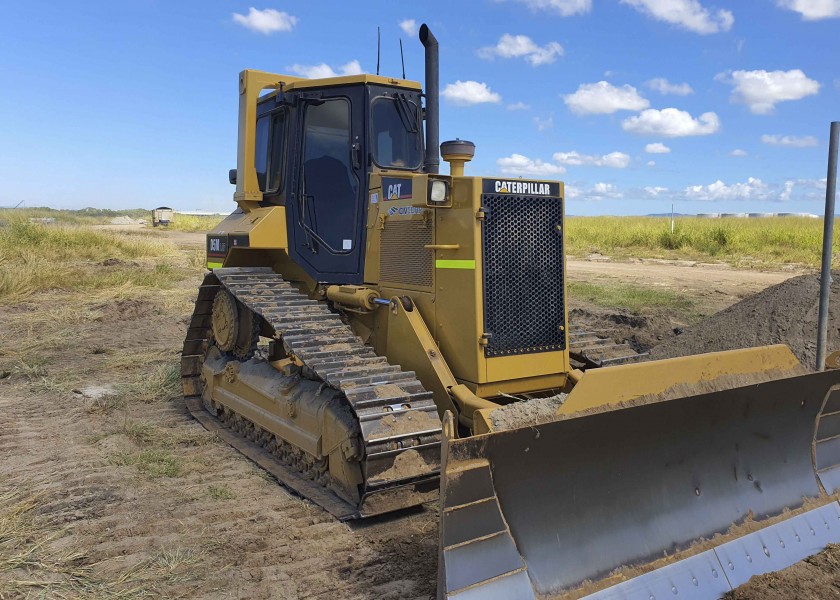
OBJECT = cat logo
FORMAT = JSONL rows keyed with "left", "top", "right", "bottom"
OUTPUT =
{"left": 499, "top": 185, "right": 509, "bottom": 193}
{"left": 381, "top": 177, "right": 413, "bottom": 200}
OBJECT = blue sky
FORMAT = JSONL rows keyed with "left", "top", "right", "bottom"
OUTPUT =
{"left": 1, "top": 0, "right": 838, "bottom": 215}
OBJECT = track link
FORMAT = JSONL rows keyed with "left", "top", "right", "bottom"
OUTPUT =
{"left": 182, "top": 267, "right": 441, "bottom": 519}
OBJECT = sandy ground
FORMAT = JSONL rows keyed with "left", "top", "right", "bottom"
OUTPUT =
{"left": 0, "top": 231, "right": 825, "bottom": 599}
{"left": 567, "top": 257, "right": 801, "bottom": 314}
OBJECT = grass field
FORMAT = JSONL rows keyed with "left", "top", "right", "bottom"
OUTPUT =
{"left": 3, "top": 208, "right": 832, "bottom": 268}
{"left": 0, "top": 207, "right": 222, "bottom": 231}
{"left": 0, "top": 206, "right": 150, "bottom": 225}
{"left": 567, "top": 281, "right": 696, "bottom": 314}
{"left": 566, "top": 216, "right": 832, "bottom": 267}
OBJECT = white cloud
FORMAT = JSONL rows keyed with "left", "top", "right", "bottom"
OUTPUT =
{"left": 761, "top": 134, "right": 819, "bottom": 147}
{"left": 232, "top": 8, "right": 297, "bottom": 34}
{"left": 647, "top": 160, "right": 657, "bottom": 166}
{"left": 645, "top": 186, "right": 669, "bottom": 195}
{"left": 646, "top": 77, "right": 694, "bottom": 95}
{"left": 565, "top": 185, "right": 582, "bottom": 198}
{"left": 399, "top": 19, "right": 417, "bottom": 35}
{"left": 442, "top": 81, "right": 502, "bottom": 106}
{"left": 730, "top": 148, "right": 748, "bottom": 156}
{"left": 645, "top": 142, "right": 672, "bottom": 154}
{"left": 478, "top": 34, "right": 564, "bottom": 66}
{"left": 507, "top": 102, "right": 531, "bottom": 111}
{"left": 287, "top": 60, "right": 363, "bottom": 79}
{"left": 564, "top": 81, "right": 650, "bottom": 115}
{"left": 780, "top": 180, "right": 796, "bottom": 201}
{"left": 622, "top": 108, "right": 720, "bottom": 137}
{"left": 620, "top": 0, "right": 734, "bottom": 33}
{"left": 504, "top": 0, "right": 593, "bottom": 16}
{"left": 497, "top": 154, "right": 566, "bottom": 176}
{"left": 534, "top": 116, "right": 554, "bottom": 131}
{"left": 685, "top": 177, "right": 768, "bottom": 201}
{"left": 718, "top": 69, "right": 820, "bottom": 114}
{"left": 777, "top": 0, "right": 840, "bottom": 20}
{"left": 553, "top": 151, "right": 631, "bottom": 168}
{"left": 591, "top": 182, "right": 623, "bottom": 198}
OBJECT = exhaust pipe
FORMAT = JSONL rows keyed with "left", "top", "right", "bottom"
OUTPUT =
{"left": 419, "top": 24, "right": 439, "bottom": 175}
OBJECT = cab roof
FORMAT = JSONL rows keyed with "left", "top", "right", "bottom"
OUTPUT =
{"left": 283, "top": 73, "right": 421, "bottom": 91}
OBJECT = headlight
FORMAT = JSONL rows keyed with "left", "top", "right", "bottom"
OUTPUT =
{"left": 429, "top": 179, "right": 448, "bottom": 204}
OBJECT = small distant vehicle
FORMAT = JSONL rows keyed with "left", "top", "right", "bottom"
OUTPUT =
{"left": 151, "top": 206, "right": 174, "bottom": 227}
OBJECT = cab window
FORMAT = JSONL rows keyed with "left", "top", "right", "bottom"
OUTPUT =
{"left": 267, "top": 110, "right": 287, "bottom": 193}
{"left": 371, "top": 97, "right": 421, "bottom": 170}
{"left": 255, "top": 116, "right": 269, "bottom": 191}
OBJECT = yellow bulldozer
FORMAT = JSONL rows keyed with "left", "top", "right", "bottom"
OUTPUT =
{"left": 182, "top": 24, "right": 840, "bottom": 599}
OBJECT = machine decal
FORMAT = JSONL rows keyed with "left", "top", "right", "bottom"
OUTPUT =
{"left": 206, "top": 234, "right": 249, "bottom": 269}
{"left": 482, "top": 178, "right": 561, "bottom": 197}
{"left": 382, "top": 177, "right": 413, "bottom": 200}
{"left": 387, "top": 206, "right": 424, "bottom": 216}
{"left": 370, "top": 191, "right": 379, "bottom": 204}
{"left": 436, "top": 259, "right": 476, "bottom": 270}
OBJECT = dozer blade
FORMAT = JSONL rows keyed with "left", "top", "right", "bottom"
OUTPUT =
{"left": 438, "top": 346, "right": 840, "bottom": 599}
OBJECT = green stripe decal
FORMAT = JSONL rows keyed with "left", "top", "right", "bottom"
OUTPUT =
{"left": 207, "top": 261, "right": 223, "bottom": 269}
{"left": 436, "top": 259, "right": 476, "bottom": 270}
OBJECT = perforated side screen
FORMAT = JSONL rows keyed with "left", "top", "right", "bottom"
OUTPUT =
{"left": 481, "top": 194, "right": 566, "bottom": 357}
{"left": 380, "top": 220, "right": 433, "bottom": 288}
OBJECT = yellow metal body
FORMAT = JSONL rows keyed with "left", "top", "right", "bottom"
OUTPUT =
{"left": 212, "top": 68, "right": 809, "bottom": 441}
{"left": 211, "top": 71, "right": 573, "bottom": 426}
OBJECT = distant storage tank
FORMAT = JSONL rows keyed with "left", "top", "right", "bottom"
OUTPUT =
{"left": 152, "top": 206, "right": 174, "bottom": 227}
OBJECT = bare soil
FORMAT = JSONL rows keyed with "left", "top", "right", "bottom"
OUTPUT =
{"left": 0, "top": 275, "right": 437, "bottom": 599}
{"left": 724, "top": 544, "right": 840, "bottom": 600}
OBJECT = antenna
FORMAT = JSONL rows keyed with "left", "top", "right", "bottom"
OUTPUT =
{"left": 399, "top": 39, "right": 406, "bottom": 79}
{"left": 376, "top": 27, "right": 381, "bottom": 75}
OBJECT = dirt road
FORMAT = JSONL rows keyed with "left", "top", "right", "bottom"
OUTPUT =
{"left": 567, "top": 257, "right": 801, "bottom": 314}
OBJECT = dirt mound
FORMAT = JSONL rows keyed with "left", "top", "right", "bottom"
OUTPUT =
{"left": 569, "top": 306, "right": 689, "bottom": 353}
{"left": 651, "top": 273, "right": 840, "bottom": 369}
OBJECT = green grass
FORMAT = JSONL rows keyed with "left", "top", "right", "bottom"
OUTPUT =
{"left": 566, "top": 216, "right": 831, "bottom": 267}
{"left": 0, "top": 219, "right": 189, "bottom": 301}
{"left": 207, "top": 485, "right": 237, "bottom": 500}
{"left": 109, "top": 449, "right": 182, "bottom": 478}
{"left": 567, "top": 281, "right": 695, "bottom": 314}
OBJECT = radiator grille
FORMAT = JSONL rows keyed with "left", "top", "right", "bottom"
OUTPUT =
{"left": 481, "top": 194, "right": 566, "bottom": 357}
{"left": 380, "top": 220, "right": 433, "bottom": 288}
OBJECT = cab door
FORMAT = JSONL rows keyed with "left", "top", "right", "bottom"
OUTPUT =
{"left": 287, "top": 86, "right": 367, "bottom": 283}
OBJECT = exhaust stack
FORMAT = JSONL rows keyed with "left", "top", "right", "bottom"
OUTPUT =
{"left": 419, "top": 24, "right": 439, "bottom": 175}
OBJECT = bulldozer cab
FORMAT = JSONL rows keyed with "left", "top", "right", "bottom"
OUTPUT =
{"left": 243, "top": 73, "right": 425, "bottom": 284}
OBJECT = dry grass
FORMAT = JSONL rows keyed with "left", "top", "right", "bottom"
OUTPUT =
{"left": 566, "top": 216, "right": 832, "bottom": 268}
{"left": 0, "top": 219, "right": 192, "bottom": 303}
{"left": 0, "top": 207, "right": 149, "bottom": 226}
{"left": 164, "top": 214, "right": 222, "bottom": 232}
{"left": 0, "top": 489, "right": 146, "bottom": 598}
